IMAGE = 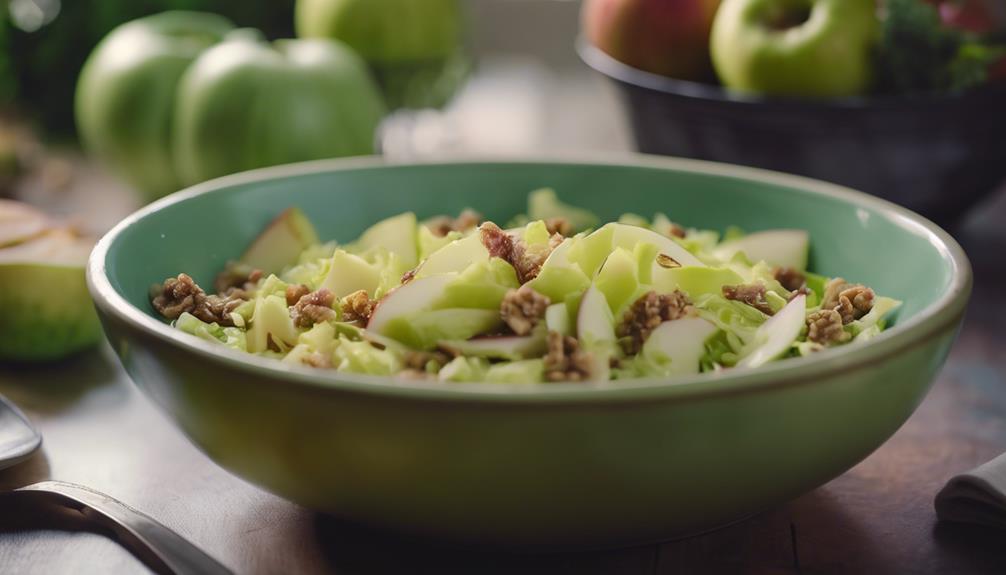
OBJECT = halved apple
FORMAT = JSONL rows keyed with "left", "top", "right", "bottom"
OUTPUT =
{"left": 240, "top": 207, "right": 320, "bottom": 274}
{"left": 736, "top": 294, "right": 806, "bottom": 369}
{"left": 0, "top": 228, "right": 101, "bottom": 360}
{"left": 715, "top": 230, "right": 809, "bottom": 270}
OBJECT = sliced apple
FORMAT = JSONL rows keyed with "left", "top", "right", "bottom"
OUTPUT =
{"left": 383, "top": 308, "right": 502, "bottom": 350}
{"left": 414, "top": 232, "right": 488, "bottom": 278}
{"left": 545, "top": 302, "right": 571, "bottom": 336}
{"left": 736, "top": 294, "right": 806, "bottom": 369}
{"left": 595, "top": 248, "right": 639, "bottom": 314}
{"left": 367, "top": 274, "right": 454, "bottom": 334}
{"left": 608, "top": 223, "right": 705, "bottom": 268}
{"left": 652, "top": 266, "right": 746, "bottom": 298}
{"left": 240, "top": 207, "right": 319, "bottom": 274}
{"left": 439, "top": 328, "right": 548, "bottom": 361}
{"left": 642, "top": 318, "right": 720, "bottom": 376}
{"left": 525, "top": 238, "right": 591, "bottom": 302}
{"left": 319, "top": 250, "right": 382, "bottom": 298}
{"left": 246, "top": 294, "right": 301, "bottom": 354}
{"left": 715, "top": 230, "right": 809, "bottom": 270}
{"left": 567, "top": 224, "right": 614, "bottom": 277}
{"left": 353, "top": 212, "right": 419, "bottom": 269}
{"left": 0, "top": 228, "right": 101, "bottom": 361}
{"left": 577, "top": 284, "right": 615, "bottom": 348}
{"left": 0, "top": 200, "right": 50, "bottom": 247}
{"left": 435, "top": 258, "right": 519, "bottom": 310}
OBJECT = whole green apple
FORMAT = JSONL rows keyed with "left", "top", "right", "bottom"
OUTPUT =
{"left": 711, "top": 0, "right": 879, "bottom": 98}
{"left": 583, "top": 0, "right": 723, "bottom": 81}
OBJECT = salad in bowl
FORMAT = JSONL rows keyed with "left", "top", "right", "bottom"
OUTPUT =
{"left": 150, "top": 189, "right": 899, "bottom": 384}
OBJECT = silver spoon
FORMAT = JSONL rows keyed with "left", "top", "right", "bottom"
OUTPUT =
{"left": 0, "top": 396, "right": 231, "bottom": 575}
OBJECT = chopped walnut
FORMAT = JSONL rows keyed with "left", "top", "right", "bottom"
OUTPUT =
{"left": 427, "top": 209, "right": 483, "bottom": 237}
{"left": 480, "top": 222, "right": 563, "bottom": 283}
{"left": 213, "top": 263, "right": 263, "bottom": 295}
{"left": 341, "top": 289, "right": 376, "bottom": 325}
{"left": 774, "top": 267, "right": 806, "bottom": 292}
{"left": 616, "top": 290, "right": 692, "bottom": 355}
{"left": 152, "top": 273, "right": 246, "bottom": 326}
{"left": 404, "top": 350, "right": 451, "bottom": 371}
{"left": 289, "top": 288, "right": 336, "bottom": 328}
{"left": 500, "top": 285, "right": 550, "bottom": 335}
{"left": 806, "top": 309, "right": 851, "bottom": 345}
{"left": 822, "top": 278, "right": 875, "bottom": 324}
{"left": 544, "top": 217, "right": 573, "bottom": 237}
{"left": 723, "top": 284, "right": 774, "bottom": 316}
{"left": 285, "top": 284, "right": 311, "bottom": 307}
{"left": 544, "top": 331, "right": 594, "bottom": 382}
{"left": 480, "top": 222, "right": 514, "bottom": 261}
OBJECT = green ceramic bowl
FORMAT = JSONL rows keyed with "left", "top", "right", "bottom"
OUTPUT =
{"left": 87, "top": 156, "right": 971, "bottom": 548}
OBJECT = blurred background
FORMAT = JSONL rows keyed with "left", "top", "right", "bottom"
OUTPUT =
{"left": 2, "top": 0, "right": 1006, "bottom": 229}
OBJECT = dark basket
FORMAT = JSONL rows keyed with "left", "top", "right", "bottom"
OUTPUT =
{"left": 579, "top": 40, "right": 1006, "bottom": 224}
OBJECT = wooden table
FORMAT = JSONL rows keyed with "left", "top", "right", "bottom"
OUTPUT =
{"left": 3, "top": 162, "right": 1006, "bottom": 573}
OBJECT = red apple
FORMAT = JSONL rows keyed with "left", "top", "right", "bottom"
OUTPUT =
{"left": 582, "top": 0, "right": 723, "bottom": 82}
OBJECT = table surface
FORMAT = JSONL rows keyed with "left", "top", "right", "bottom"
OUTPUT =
{"left": 4, "top": 72, "right": 1006, "bottom": 574}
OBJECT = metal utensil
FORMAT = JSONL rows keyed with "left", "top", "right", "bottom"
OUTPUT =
{"left": 0, "top": 393, "right": 41, "bottom": 471}
{"left": 0, "top": 481, "right": 233, "bottom": 575}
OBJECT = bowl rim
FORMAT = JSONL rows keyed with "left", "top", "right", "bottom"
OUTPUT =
{"left": 87, "top": 153, "right": 972, "bottom": 405}
{"left": 576, "top": 37, "right": 1005, "bottom": 109}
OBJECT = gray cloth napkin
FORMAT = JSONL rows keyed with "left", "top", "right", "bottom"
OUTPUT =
{"left": 935, "top": 452, "right": 1006, "bottom": 529}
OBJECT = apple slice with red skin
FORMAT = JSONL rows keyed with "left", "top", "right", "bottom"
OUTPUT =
{"left": 367, "top": 274, "right": 454, "bottom": 335}
{"left": 439, "top": 329, "right": 548, "bottom": 361}
{"left": 240, "top": 207, "right": 319, "bottom": 274}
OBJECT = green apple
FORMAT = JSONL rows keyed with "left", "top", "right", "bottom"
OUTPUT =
{"left": 319, "top": 250, "right": 382, "bottom": 298}
{"left": 440, "top": 330, "right": 548, "bottom": 361}
{"left": 351, "top": 212, "right": 419, "bottom": 270}
{"left": 710, "top": 0, "right": 879, "bottom": 98}
{"left": 0, "top": 200, "right": 50, "bottom": 247}
{"left": 246, "top": 294, "right": 300, "bottom": 354}
{"left": 642, "top": 317, "right": 720, "bottom": 376}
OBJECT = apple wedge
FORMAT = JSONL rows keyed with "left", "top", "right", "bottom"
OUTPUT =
{"left": 715, "top": 230, "right": 809, "bottom": 270}
{"left": 736, "top": 294, "right": 806, "bottom": 369}
{"left": 0, "top": 199, "right": 51, "bottom": 247}
{"left": 246, "top": 294, "right": 300, "bottom": 354}
{"left": 354, "top": 212, "right": 419, "bottom": 269}
{"left": 240, "top": 207, "right": 320, "bottom": 274}
{"left": 414, "top": 232, "right": 489, "bottom": 278}
{"left": 643, "top": 317, "right": 719, "bottom": 376}
{"left": 319, "top": 250, "right": 381, "bottom": 298}
{"left": 607, "top": 223, "right": 705, "bottom": 268}
{"left": 0, "top": 228, "right": 101, "bottom": 360}
{"left": 439, "top": 328, "right": 548, "bottom": 361}
{"left": 576, "top": 284, "right": 617, "bottom": 381}
{"left": 367, "top": 274, "right": 454, "bottom": 335}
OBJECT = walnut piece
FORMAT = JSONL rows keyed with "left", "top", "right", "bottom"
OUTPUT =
{"left": 544, "top": 331, "right": 594, "bottom": 382}
{"left": 214, "top": 263, "right": 263, "bottom": 295}
{"left": 616, "top": 290, "right": 692, "bottom": 355}
{"left": 480, "top": 222, "right": 514, "bottom": 261}
{"left": 822, "top": 278, "right": 875, "bottom": 324}
{"left": 806, "top": 309, "right": 851, "bottom": 345}
{"left": 500, "top": 285, "right": 550, "bottom": 335}
{"left": 152, "top": 273, "right": 246, "bottom": 326}
{"left": 723, "top": 284, "right": 774, "bottom": 316}
{"left": 480, "top": 222, "right": 563, "bottom": 283}
{"left": 773, "top": 267, "right": 806, "bottom": 292}
{"left": 427, "top": 209, "right": 482, "bottom": 237}
{"left": 341, "top": 289, "right": 376, "bottom": 325}
{"left": 289, "top": 288, "right": 336, "bottom": 328}
{"left": 285, "top": 284, "right": 311, "bottom": 307}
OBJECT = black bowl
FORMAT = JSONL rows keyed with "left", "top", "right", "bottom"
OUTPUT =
{"left": 579, "top": 40, "right": 1006, "bottom": 223}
